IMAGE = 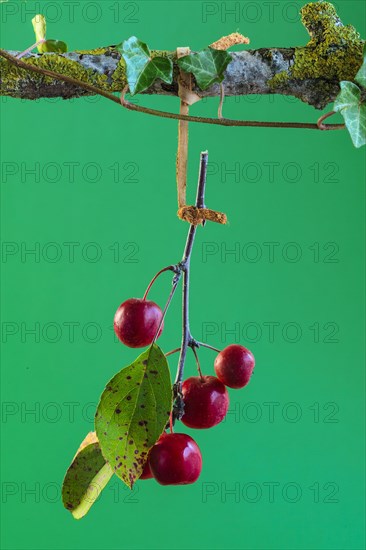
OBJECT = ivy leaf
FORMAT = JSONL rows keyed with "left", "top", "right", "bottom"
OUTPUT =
{"left": 118, "top": 36, "right": 173, "bottom": 95}
{"left": 31, "top": 14, "right": 67, "bottom": 53}
{"left": 39, "top": 40, "right": 68, "bottom": 53}
{"left": 95, "top": 344, "right": 172, "bottom": 488}
{"left": 355, "top": 43, "right": 366, "bottom": 89}
{"left": 334, "top": 81, "right": 366, "bottom": 148}
{"left": 177, "top": 47, "right": 232, "bottom": 90}
{"left": 62, "top": 432, "right": 113, "bottom": 520}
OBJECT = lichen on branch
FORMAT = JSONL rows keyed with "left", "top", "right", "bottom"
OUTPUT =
{"left": 268, "top": 2, "right": 364, "bottom": 102}
{"left": 0, "top": 1, "right": 364, "bottom": 109}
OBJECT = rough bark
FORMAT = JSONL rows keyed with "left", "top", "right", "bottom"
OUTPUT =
{"left": 0, "top": 2, "right": 364, "bottom": 110}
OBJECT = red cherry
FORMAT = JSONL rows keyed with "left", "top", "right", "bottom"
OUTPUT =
{"left": 214, "top": 344, "right": 255, "bottom": 388}
{"left": 181, "top": 375, "right": 229, "bottom": 429}
{"left": 149, "top": 433, "right": 202, "bottom": 485}
{"left": 113, "top": 298, "right": 163, "bottom": 348}
{"left": 139, "top": 460, "right": 153, "bottom": 480}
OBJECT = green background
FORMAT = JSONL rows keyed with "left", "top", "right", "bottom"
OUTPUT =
{"left": 1, "top": 1, "right": 365, "bottom": 549}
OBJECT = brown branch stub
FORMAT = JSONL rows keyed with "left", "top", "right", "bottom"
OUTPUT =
{"left": 210, "top": 33, "right": 250, "bottom": 50}
{"left": 178, "top": 206, "right": 227, "bottom": 225}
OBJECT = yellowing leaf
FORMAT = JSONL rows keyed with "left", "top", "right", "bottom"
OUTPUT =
{"left": 62, "top": 432, "right": 113, "bottom": 520}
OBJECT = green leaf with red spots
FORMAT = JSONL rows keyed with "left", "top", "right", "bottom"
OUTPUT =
{"left": 62, "top": 432, "right": 113, "bottom": 520}
{"left": 95, "top": 344, "right": 172, "bottom": 488}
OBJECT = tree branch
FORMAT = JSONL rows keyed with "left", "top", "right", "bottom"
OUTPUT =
{"left": 0, "top": 2, "right": 364, "bottom": 109}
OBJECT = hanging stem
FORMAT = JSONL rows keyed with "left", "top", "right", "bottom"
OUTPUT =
{"left": 172, "top": 151, "right": 208, "bottom": 419}
{"left": 148, "top": 154, "right": 215, "bottom": 408}
{"left": 149, "top": 153, "right": 210, "bottom": 396}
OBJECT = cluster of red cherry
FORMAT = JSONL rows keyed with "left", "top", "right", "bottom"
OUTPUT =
{"left": 114, "top": 296, "right": 255, "bottom": 486}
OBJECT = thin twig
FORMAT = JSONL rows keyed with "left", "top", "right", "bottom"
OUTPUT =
{"left": 165, "top": 348, "right": 181, "bottom": 357}
{"left": 196, "top": 341, "right": 222, "bottom": 354}
{"left": 17, "top": 39, "right": 46, "bottom": 59}
{"left": 120, "top": 86, "right": 344, "bottom": 130}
